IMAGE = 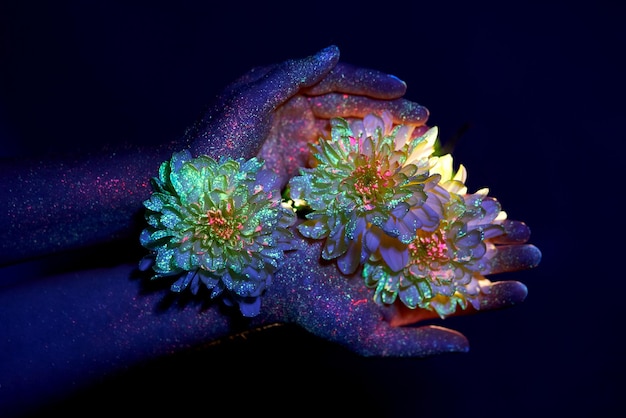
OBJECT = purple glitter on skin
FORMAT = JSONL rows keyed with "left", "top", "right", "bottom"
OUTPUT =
{"left": 0, "top": 46, "right": 429, "bottom": 266}
{"left": 0, "top": 46, "right": 540, "bottom": 417}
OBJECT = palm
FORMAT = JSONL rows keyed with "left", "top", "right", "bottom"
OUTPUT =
{"left": 262, "top": 219, "right": 539, "bottom": 357}
{"left": 212, "top": 46, "right": 542, "bottom": 356}
{"left": 265, "top": 236, "right": 470, "bottom": 357}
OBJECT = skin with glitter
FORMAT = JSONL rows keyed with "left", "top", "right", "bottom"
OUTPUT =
{"left": 0, "top": 46, "right": 541, "bottom": 417}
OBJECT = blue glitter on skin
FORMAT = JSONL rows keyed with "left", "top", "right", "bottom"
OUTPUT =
{"left": 0, "top": 46, "right": 540, "bottom": 417}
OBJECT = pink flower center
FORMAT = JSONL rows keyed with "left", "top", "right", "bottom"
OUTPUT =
{"left": 409, "top": 230, "right": 449, "bottom": 266}
{"left": 352, "top": 159, "right": 392, "bottom": 203}
{"left": 201, "top": 207, "right": 242, "bottom": 242}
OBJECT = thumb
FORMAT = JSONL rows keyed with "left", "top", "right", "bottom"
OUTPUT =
{"left": 357, "top": 324, "right": 469, "bottom": 357}
{"left": 188, "top": 45, "right": 340, "bottom": 159}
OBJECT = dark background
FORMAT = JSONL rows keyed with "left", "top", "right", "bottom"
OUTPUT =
{"left": 1, "top": 1, "right": 624, "bottom": 417}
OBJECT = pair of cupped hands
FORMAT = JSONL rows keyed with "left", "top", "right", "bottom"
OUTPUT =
{"left": 3, "top": 45, "right": 540, "bottom": 361}
{"left": 182, "top": 44, "right": 540, "bottom": 356}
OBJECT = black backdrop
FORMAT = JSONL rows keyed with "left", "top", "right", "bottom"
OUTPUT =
{"left": 1, "top": 1, "right": 624, "bottom": 417}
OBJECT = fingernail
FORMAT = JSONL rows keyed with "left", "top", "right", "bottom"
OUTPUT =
{"left": 503, "top": 220, "right": 531, "bottom": 243}
{"left": 389, "top": 74, "right": 407, "bottom": 87}
{"left": 421, "top": 325, "right": 470, "bottom": 354}
{"left": 443, "top": 330, "right": 470, "bottom": 353}
{"left": 489, "top": 281, "right": 529, "bottom": 306}
{"left": 315, "top": 45, "right": 340, "bottom": 62}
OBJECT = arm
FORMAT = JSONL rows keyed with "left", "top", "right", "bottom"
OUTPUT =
{"left": 0, "top": 45, "right": 422, "bottom": 266}
{"left": 0, "top": 146, "right": 168, "bottom": 266}
{"left": 0, "top": 45, "right": 541, "bottom": 417}
{"left": 0, "top": 225, "right": 539, "bottom": 416}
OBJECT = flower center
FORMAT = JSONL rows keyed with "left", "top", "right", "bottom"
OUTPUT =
{"left": 352, "top": 159, "right": 392, "bottom": 203}
{"left": 409, "top": 229, "right": 449, "bottom": 266}
{"left": 199, "top": 207, "right": 243, "bottom": 244}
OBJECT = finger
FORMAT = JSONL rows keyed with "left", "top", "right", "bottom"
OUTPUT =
{"left": 437, "top": 280, "right": 529, "bottom": 319}
{"left": 247, "top": 45, "right": 341, "bottom": 113}
{"left": 228, "top": 61, "right": 408, "bottom": 100}
{"left": 303, "top": 62, "right": 408, "bottom": 99}
{"left": 491, "top": 220, "right": 532, "bottom": 244}
{"left": 488, "top": 244, "right": 542, "bottom": 275}
{"left": 387, "top": 279, "right": 529, "bottom": 327}
{"left": 189, "top": 45, "right": 340, "bottom": 159}
{"left": 477, "top": 280, "right": 528, "bottom": 311}
{"left": 223, "top": 46, "right": 343, "bottom": 101}
{"left": 308, "top": 93, "right": 430, "bottom": 125}
{"left": 356, "top": 323, "right": 469, "bottom": 357}
{"left": 221, "top": 64, "right": 276, "bottom": 96}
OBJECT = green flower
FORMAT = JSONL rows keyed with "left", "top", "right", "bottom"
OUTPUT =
{"left": 288, "top": 111, "right": 448, "bottom": 275}
{"left": 139, "top": 150, "right": 296, "bottom": 317}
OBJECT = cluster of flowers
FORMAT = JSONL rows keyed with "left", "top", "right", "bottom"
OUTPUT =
{"left": 289, "top": 112, "right": 507, "bottom": 318}
{"left": 140, "top": 111, "right": 508, "bottom": 318}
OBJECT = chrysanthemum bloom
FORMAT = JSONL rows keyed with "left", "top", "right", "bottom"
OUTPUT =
{"left": 288, "top": 111, "right": 449, "bottom": 275}
{"left": 362, "top": 153, "right": 508, "bottom": 318}
{"left": 139, "top": 150, "right": 296, "bottom": 317}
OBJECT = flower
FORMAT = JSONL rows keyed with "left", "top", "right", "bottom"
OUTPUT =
{"left": 288, "top": 111, "right": 448, "bottom": 275}
{"left": 139, "top": 150, "right": 296, "bottom": 317}
{"left": 362, "top": 153, "right": 508, "bottom": 318}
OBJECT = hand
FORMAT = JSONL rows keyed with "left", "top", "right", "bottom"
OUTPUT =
{"left": 260, "top": 220, "right": 541, "bottom": 357}
{"left": 0, "top": 45, "right": 541, "bottom": 417}
{"left": 185, "top": 44, "right": 429, "bottom": 186}
{"left": 0, "top": 45, "right": 425, "bottom": 266}
{"left": 196, "top": 46, "right": 541, "bottom": 356}
{"left": 143, "top": 45, "right": 542, "bottom": 357}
